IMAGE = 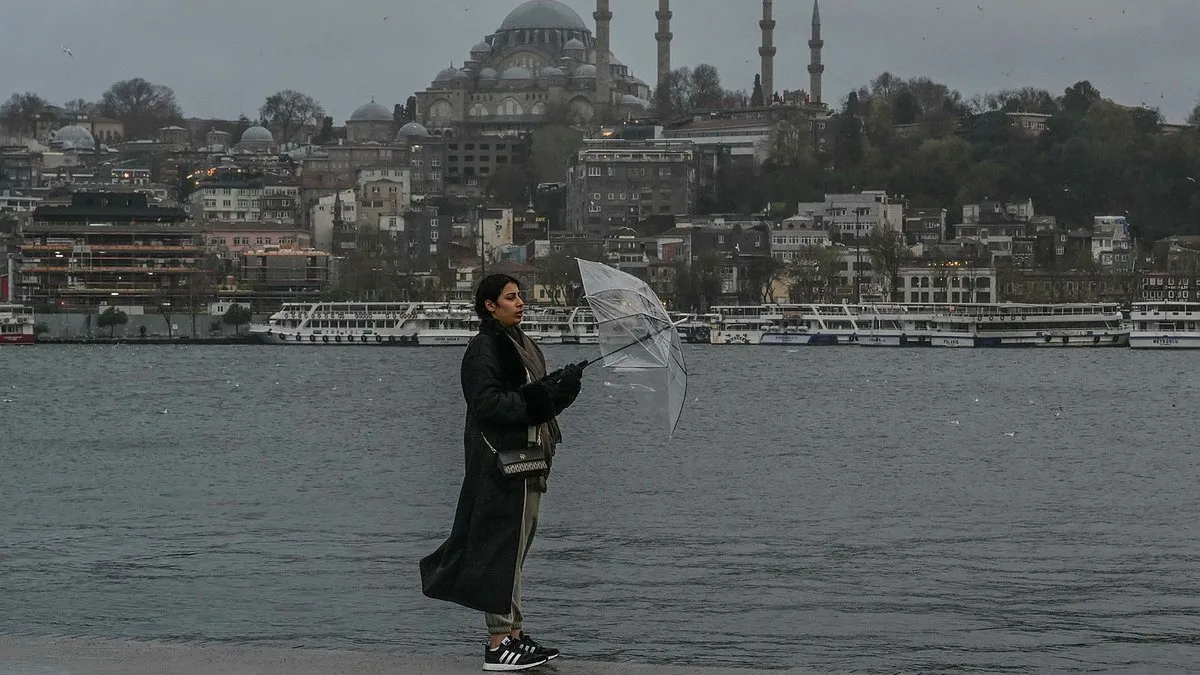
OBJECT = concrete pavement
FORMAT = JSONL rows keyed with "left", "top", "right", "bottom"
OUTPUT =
{"left": 0, "top": 636, "right": 832, "bottom": 675}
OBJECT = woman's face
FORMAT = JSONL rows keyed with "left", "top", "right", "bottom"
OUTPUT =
{"left": 486, "top": 282, "right": 524, "bottom": 327}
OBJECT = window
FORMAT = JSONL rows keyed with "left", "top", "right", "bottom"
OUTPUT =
{"left": 479, "top": 143, "right": 489, "bottom": 150}
{"left": 659, "top": 167, "right": 671, "bottom": 176}
{"left": 465, "top": 143, "right": 475, "bottom": 150}
{"left": 607, "top": 167, "right": 616, "bottom": 176}
{"left": 588, "top": 204, "right": 601, "bottom": 213}
{"left": 588, "top": 166, "right": 602, "bottom": 176}
{"left": 607, "top": 193, "right": 615, "bottom": 201}
{"left": 431, "top": 230, "right": 439, "bottom": 241}
{"left": 591, "top": 192, "right": 601, "bottom": 200}
{"left": 431, "top": 158, "right": 441, "bottom": 167}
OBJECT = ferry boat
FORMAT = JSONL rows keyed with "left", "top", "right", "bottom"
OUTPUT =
{"left": 249, "top": 302, "right": 598, "bottom": 346}
{"left": 706, "top": 302, "right": 1129, "bottom": 347}
{"left": 670, "top": 312, "right": 719, "bottom": 344}
{"left": 0, "top": 303, "right": 35, "bottom": 344}
{"left": 709, "top": 304, "right": 864, "bottom": 345}
{"left": 1128, "top": 301, "right": 1200, "bottom": 349}
{"left": 928, "top": 302, "right": 1128, "bottom": 347}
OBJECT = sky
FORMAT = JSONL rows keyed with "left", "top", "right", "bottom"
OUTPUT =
{"left": 2, "top": 0, "right": 1197, "bottom": 123}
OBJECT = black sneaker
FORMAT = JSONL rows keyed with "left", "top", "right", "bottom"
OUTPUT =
{"left": 483, "top": 636, "right": 548, "bottom": 671}
{"left": 517, "top": 633, "right": 560, "bottom": 661}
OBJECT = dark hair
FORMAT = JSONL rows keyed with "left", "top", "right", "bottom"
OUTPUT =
{"left": 474, "top": 273, "right": 521, "bottom": 320}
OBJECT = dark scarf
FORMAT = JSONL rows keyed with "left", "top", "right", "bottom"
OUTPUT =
{"left": 503, "top": 325, "right": 562, "bottom": 453}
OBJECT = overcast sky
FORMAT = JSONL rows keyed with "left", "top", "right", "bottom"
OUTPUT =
{"left": 3, "top": 0, "right": 1197, "bottom": 123}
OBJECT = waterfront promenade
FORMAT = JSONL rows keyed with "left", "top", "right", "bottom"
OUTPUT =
{"left": 0, "top": 636, "right": 819, "bottom": 675}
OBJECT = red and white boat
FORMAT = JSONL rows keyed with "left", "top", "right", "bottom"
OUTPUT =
{"left": 0, "top": 303, "right": 36, "bottom": 344}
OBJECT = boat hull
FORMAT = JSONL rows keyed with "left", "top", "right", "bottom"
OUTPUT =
{"left": 0, "top": 333, "right": 35, "bottom": 345}
{"left": 1129, "top": 333, "right": 1200, "bottom": 349}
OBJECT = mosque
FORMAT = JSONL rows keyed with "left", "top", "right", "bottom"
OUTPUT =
{"left": 413, "top": 0, "right": 651, "bottom": 135}
{"left": 411, "top": 0, "right": 825, "bottom": 136}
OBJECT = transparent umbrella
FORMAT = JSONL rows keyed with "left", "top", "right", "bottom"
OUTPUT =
{"left": 577, "top": 258, "right": 688, "bottom": 438}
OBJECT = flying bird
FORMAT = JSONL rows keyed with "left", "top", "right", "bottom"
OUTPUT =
{"left": 61, "top": 45, "right": 74, "bottom": 57}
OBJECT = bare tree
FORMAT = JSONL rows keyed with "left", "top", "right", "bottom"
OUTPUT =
{"left": 259, "top": 89, "right": 325, "bottom": 145}
{"left": 63, "top": 98, "right": 96, "bottom": 116}
{"left": 690, "top": 64, "right": 723, "bottom": 110}
{"left": 99, "top": 78, "right": 183, "bottom": 139}
{"left": 0, "top": 92, "right": 49, "bottom": 137}
{"left": 866, "top": 227, "right": 911, "bottom": 301}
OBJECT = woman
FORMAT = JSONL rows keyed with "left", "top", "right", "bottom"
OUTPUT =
{"left": 421, "top": 273, "right": 584, "bottom": 671}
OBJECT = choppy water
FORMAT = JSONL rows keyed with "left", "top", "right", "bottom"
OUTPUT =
{"left": 2, "top": 345, "right": 1199, "bottom": 673}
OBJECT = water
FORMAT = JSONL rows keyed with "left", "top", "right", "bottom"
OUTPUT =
{"left": 2, "top": 345, "right": 1199, "bottom": 673}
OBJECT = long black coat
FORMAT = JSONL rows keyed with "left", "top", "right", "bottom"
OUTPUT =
{"left": 419, "top": 319, "right": 576, "bottom": 614}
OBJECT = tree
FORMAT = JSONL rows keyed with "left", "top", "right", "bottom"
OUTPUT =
{"left": 531, "top": 124, "right": 584, "bottom": 185}
{"left": 259, "top": 89, "right": 324, "bottom": 145}
{"left": 311, "top": 116, "right": 334, "bottom": 145}
{"left": 223, "top": 305, "right": 252, "bottom": 335}
{"left": 0, "top": 92, "right": 49, "bottom": 137}
{"left": 99, "top": 78, "right": 183, "bottom": 139}
{"left": 787, "top": 245, "right": 842, "bottom": 303}
{"left": 659, "top": 67, "right": 695, "bottom": 117}
{"left": 486, "top": 164, "right": 530, "bottom": 208}
{"left": 866, "top": 227, "right": 911, "bottom": 301}
{"left": 750, "top": 74, "right": 765, "bottom": 107}
{"left": 744, "top": 255, "right": 785, "bottom": 303}
{"left": 673, "top": 251, "right": 725, "bottom": 311}
{"left": 96, "top": 307, "right": 128, "bottom": 338}
{"left": 1189, "top": 99, "right": 1200, "bottom": 127}
{"left": 532, "top": 251, "right": 578, "bottom": 305}
{"left": 63, "top": 98, "right": 96, "bottom": 116}
{"left": 690, "top": 64, "right": 723, "bottom": 110}
{"left": 1061, "top": 80, "right": 1102, "bottom": 117}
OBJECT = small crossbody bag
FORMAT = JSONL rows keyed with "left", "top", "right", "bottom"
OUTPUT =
{"left": 482, "top": 425, "right": 548, "bottom": 479}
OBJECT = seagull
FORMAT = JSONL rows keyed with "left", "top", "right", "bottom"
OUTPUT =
{"left": 1003, "top": 431, "right": 1016, "bottom": 437}
{"left": 61, "top": 45, "right": 74, "bottom": 57}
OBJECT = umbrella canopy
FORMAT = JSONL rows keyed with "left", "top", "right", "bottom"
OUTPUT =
{"left": 577, "top": 258, "right": 687, "bottom": 437}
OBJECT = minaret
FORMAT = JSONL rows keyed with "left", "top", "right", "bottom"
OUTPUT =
{"left": 594, "top": 0, "right": 613, "bottom": 112}
{"left": 759, "top": 0, "right": 776, "bottom": 105}
{"left": 808, "top": 0, "right": 825, "bottom": 104}
{"left": 655, "top": 0, "right": 672, "bottom": 108}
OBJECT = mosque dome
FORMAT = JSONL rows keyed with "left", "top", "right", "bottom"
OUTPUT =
{"left": 479, "top": 67, "right": 500, "bottom": 81}
{"left": 498, "top": 0, "right": 588, "bottom": 31}
{"left": 434, "top": 66, "right": 463, "bottom": 82}
{"left": 240, "top": 125, "right": 274, "bottom": 144}
{"left": 563, "top": 37, "right": 586, "bottom": 53}
{"left": 395, "top": 121, "right": 431, "bottom": 140}
{"left": 52, "top": 124, "right": 95, "bottom": 149}
{"left": 620, "top": 94, "right": 649, "bottom": 109}
{"left": 350, "top": 100, "right": 392, "bottom": 122}
{"left": 572, "top": 64, "right": 597, "bottom": 79}
{"left": 470, "top": 41, "right": 492, "bottom": 56}
{"left": 540, "top": 66, "right": 567, "bottom": 79}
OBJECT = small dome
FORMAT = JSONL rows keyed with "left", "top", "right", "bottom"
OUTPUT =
{"left": 470, "top": 41, "right": 492, "bottom": 56}
{"left": 479, "top": 67, "right": 500, "bottom": 80}
{"left": 502, "top": 66, "right": 533, "bottom": 81}
{"left": 434, "top": 66, "right": 462, "bottom": 82}
{"left": 620, "top": 94, "right": 649, "bottom": 109}
{"left": 572, "top": 64, "right": 597, "bottom": 79}
{"left": 564, "top": 37, "right": 586, "bottom": 53}
{"left": 350, "top": 100, "right": 392, "bottom": 122}
{"left": 52, "top": 124, "right": 95, "bottom": 149}
{"left": 540, "top": 66, "right": 566, "bottom": 79}
{"left": 240, "top": 125, "right": 274, "bottom": 144}
{"left": 395, "top": 121, "right": 431, "bottom": 140}
{"left": 499, "top": 0, "right": 588, "bottom": 31}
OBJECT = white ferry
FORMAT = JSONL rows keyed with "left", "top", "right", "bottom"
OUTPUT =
{"left": 929, "top": 303, "right": 1128, "bottom": 347}
{"left": 670, "top": 312, "right": 719, "bottom": 344}
{"left": 0, "top": 303, "right": 36, "bottom": 345}
{"left": 249, "top": 302, "right": 597, "bottom": 346}
{"left": 1128, "top": 302, "right": 1200, "bottom": 349}
{"left": 709, "top": 304, "right": 868, "bottom": 345}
